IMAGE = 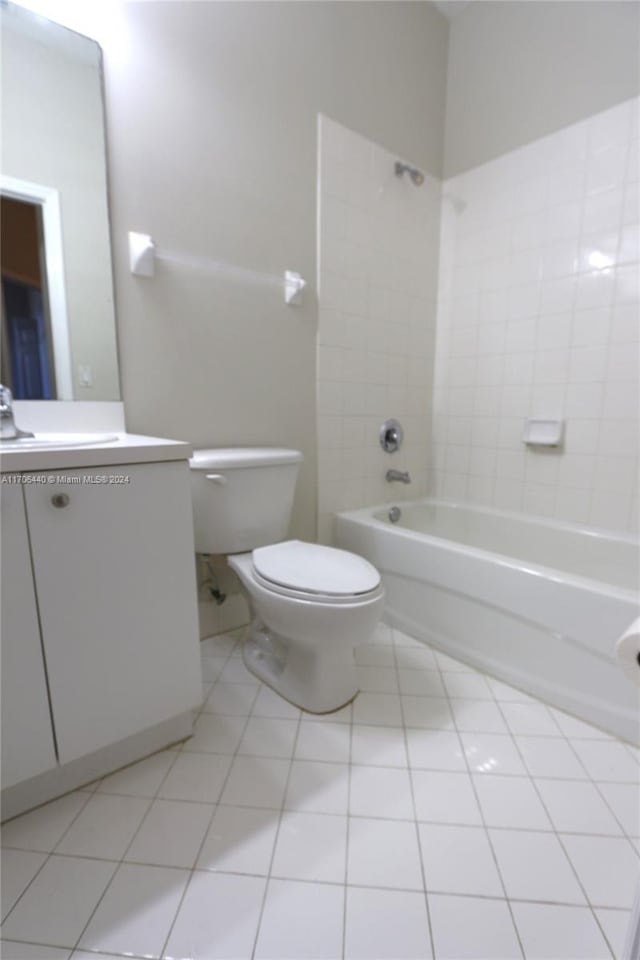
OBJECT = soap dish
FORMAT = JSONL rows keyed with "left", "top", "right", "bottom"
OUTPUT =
{"left": 523, "top": 419, "right": 564, "bottom": 447}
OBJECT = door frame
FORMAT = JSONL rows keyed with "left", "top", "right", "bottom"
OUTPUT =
{"left": 1, "top": 174, "right": 73, "bottom": 399}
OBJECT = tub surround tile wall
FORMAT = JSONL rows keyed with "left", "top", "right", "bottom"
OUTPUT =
{"left": 433, "top": 97, "right": 640, "bottom": 533}
{"left": 317, "top": 116, "right": 441, "bottom": 542}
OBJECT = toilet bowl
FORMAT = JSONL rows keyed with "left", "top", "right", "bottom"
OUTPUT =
{"left": 229, "top": 540, "right": 384, "bottom": 713}
{"left": 188, "top": 447, "right": 384, "bottom": 713}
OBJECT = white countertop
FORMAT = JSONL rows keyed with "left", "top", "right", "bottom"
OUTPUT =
{"left": 0, "top": 433, "right": 193, "bottom": 473}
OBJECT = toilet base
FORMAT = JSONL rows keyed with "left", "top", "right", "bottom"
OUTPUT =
{"left": 241, "top": 618, "right": 359, "bottom": 714}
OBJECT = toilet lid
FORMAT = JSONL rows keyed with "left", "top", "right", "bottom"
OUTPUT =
{"left": 253, "top": 540, "right": 381, "bottom": 597}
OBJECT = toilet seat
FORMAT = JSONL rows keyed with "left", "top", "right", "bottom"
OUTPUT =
{"left": 252, "top": 540, "right": 381, "bottom": 603}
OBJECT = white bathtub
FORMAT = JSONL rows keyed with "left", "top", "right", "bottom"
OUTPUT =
{"left": 335, "top": 499, "right": 640, "bottom": 744}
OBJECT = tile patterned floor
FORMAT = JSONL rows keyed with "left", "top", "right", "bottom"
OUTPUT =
{"left": 1, "top": 623, "right": 639, "bottom": 960}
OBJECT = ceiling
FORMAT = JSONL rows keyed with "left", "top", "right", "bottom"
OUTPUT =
{"left": 432, "top": 2, "right": 473, "bottom": 20}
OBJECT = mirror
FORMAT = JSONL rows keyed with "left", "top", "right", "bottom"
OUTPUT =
{"left": 0, "top": 1, "right": 120, "bottom": 400}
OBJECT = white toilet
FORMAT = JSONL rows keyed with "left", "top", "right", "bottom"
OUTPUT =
{"left": 189, "top": 447, "right": 384, "bottom": 713}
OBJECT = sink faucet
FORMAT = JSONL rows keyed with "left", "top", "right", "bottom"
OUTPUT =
{"left": 386, "top": 468, "right": 411, "bottom": 484}
{"left": 0, "top": 384, "right": 34, "bottom": 440}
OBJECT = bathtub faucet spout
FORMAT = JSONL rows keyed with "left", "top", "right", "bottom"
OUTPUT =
{"left": 386, "top": 469, "right": 411, "bottom": 484}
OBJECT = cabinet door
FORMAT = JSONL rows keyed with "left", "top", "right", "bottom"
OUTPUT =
{"left": 1, "top": 482, "right": 58, "bottom": 787}
{"left": 25, "top": 461, "right": 201, "bottom": 764}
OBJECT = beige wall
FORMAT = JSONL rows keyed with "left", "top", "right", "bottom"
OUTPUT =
{"left": 444, "top": 1, "right": 640, "bottom": 177}
{"left": 105, "top": 1, "right": 448, "bottom": 542}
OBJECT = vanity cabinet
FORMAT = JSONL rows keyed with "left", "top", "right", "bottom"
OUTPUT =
{"left": 1, "top": 455, "right": 201, "bottom": 810}
{"left": 1, "top": 484, "right": 58, "bottom": 788}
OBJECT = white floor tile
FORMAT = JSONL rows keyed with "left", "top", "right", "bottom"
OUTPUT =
{"left": 394, "top": 644, "right": 438, "bottom": 671}
{"left": 516, "top": 736, "right": 589, "bottom": 780}
{"left": 0, "top": 855, "right": 115, "bottom": 948}
{"left": 406, "top": 729, "right": 466, "bottom": 771}
{"left": 402, "top": 695, "right": 454, "bottom": 730}
{"left": 356, "top": 665, "right": 398, "bottom": 693}
{"left": 1, "top": 850, "right": 47, "bottom": 922}
{"left": 371, "top": 621, "right": 393, "bottom": 645}
{"left": 164, "top": 871, "right": 266, "bottom": 959}
{"left": 535, "top": 778, "right": 623, "bottom": 835}
{"left": 96, "top": 751, "right": 177, "bottom": 798}
{"left": 354, "top": 644, "right": 395, "bottom": 668}
{"left": 442, "top": 671, "right": 493, "bottom": 700}
{"left": 459, "top": 732, "right": 527, "bottom": 775}
{"left": 487, "top": 677, "right": 536, "bottom": 702}
{"left": 285, "top": 760, "right": 350, "bottom": 815}
{"left": 351, "top": 724, "right": 408, "bottom": 768}
{"left": 158, "top": 753, "right": 232, "bottom": 804}
{"left": 202, "top": 681, "right": 259, "bottom": 716}
{"left": 512, "top": 901, "right": 613, "bottom": 959}
{"left": 449, "top": 699, "right": 509, "bottom": 734}
{"left": 350, "top": 764, "right": 414, "bottom": 819}
{"left": 353, "top": 692, "right": 403, "bottom": 727}
{"left": 398, "top": 669, "right": 446, "bottom": 697}
{"left": 428, "top": 893, "right": 522, "bottom": 959}
{"left": 220, "top": 756, "right": 290, "bottom": 809}
{"left": 489, "top": 828, "right": 586, "bottom": 904}
{"left": 77, "top": 863, "right": 188, "bottom": 958}
{"left": 238, "top": 717, "right": 298, "bottom": 759}
{"left": 561, "top": 834, "right": 640, "bottom": 908}
{"left": 197, "top": 805, "right": 279, "bottom": 875}
{"left": 252, "top": 685, "right": 301, "bottom": 719}
{"left": 219, "top": 657, "right": 259, "bottom": 685}
{"left": 295, "top": 721, "right": 351, "bottom": 764}
{"left": 124, "top": 799, "right": 213, "bottom": 868}
{"left": 473, "top": 775, "right": 552, "bottom": 829}
{"left": 1, "top": 942, "right": 70, "bottom": 959}
{"left": 201, "top": 633, "right": 239, "bottom": 657}
{"left": 254, "top": 878, "right": 344, "bottom": 960}
{"left": 419, "top": 823, "right": 503, "bottom": 897}
{"left": 183, "top": 713, "right": 247, "bottom": 755}
{"left": 348, "top": 816, "right": 423, "bottom": 890}
{"left": 0, "top": 793, "right": 89, "bottom": 853}
{"left": 393, "top": 628, "right": 428, "bottom": 648}
{"left": 594, "top": 907, "right": 632, "bottom": 959}
{"left": 598, "top": 782, "right": 640, "bottom": 836}
{"left": 200, "top": 655, "right": 227, "bottom": 682}
{"left": 500, "top": 701, "right": 562, "bottom": 736}
{"left": 434, "top": 651, "right": 477, "bottom": 673}
{"left": 551, "top": 709, "right": 613, "bottom": 740}
{"left": 344, "top": 885, "right": 432, "bottom": 959}
{"left": 412, "top": 770, "right": 482, "bottom": 825}
{"left": 571, "top": 740, "right": 640, "bottom": 783}
{"left": 271, "top": 811, "right": 347, "bottom": 883}
{"left": 55, "top": 793, "right": 150, "bottom": 860}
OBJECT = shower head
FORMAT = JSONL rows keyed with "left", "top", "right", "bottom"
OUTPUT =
{"left": 394, "top": 161, "right": 425, "bottom": 186}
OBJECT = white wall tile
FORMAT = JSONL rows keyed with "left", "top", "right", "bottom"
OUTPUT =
{"left": 318, "top": 116, "right": 439, "bottom": 527}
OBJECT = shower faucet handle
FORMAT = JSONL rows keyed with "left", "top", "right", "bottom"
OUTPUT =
{"left": 380, "top": 418, "right": 404, "bottom": 453}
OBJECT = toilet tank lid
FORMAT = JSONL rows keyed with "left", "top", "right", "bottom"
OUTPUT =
{"left": 190, "top": 447, "right": 303, "bottom": 470}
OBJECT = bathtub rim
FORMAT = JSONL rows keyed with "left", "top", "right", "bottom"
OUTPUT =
{"left": 336, "top": 497, "right": 640, "bottom": 602}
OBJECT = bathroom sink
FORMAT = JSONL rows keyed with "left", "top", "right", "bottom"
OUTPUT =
{"left": 0, "top": 432, "right": 119, "bottom": 451}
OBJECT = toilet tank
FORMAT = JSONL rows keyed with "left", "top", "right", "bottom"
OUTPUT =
{"left": 189, "top": 447, "right": 303, "bottom": 554}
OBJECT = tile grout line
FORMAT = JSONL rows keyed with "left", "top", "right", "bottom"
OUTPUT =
{"left": 64, "top": 634, "right": 245, "bottom": 959}
{"left": 489, "top": 691, "right": 619, "bottom": 959}
{"left": 0, "top": 783, "right": 97, "bottom": 933}
{"left": 392, "top": 625, "right": 438, "bottom": 960}
{"left": 248, "top": 692, "right": 305, "bottom": 960}
{"left": 158, "top": 631, "right": 264, "bottom": 960}
{"left": 430, "top": 640, "right": 527, "bottom": 959}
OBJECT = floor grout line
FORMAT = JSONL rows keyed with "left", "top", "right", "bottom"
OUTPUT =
{"left": 2, "top": 626, "right": 637, "bottom": 960}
